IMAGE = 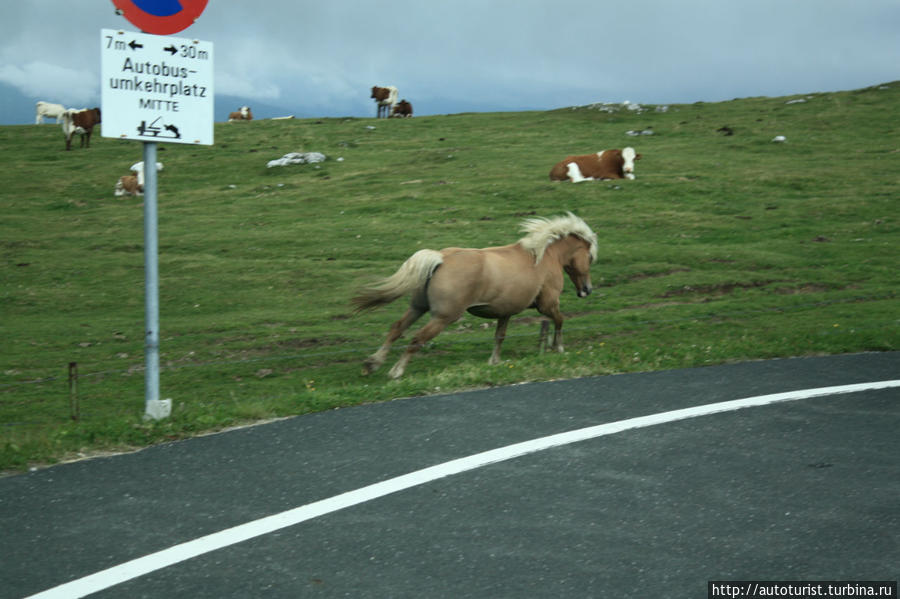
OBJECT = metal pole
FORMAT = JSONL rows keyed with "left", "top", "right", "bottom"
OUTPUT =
{"left": 143, "top": 141, "right": 162, "bottom": 418}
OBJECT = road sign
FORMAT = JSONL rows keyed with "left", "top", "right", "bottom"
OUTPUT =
{"left": 101, "top": 28, "right": 214, "bottom": 145}
{"left": 112, "top": 0, "right": 209, "bottom": 35}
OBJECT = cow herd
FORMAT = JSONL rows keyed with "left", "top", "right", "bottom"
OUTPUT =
{"left": 35, "top": 86, "right": 642, "bottom": 194}
{"left": 36, "top": 102, "right": 103, "bottom": 151}
{"left": 370, "top": 86, "right": 413, "bottom": 118}
{"left": 367, "top": 85, "right": 639, "bottom": 181}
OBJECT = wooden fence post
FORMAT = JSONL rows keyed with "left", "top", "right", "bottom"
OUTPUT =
{"left": 68, "top": 362, "right": 79, "bottom": 421}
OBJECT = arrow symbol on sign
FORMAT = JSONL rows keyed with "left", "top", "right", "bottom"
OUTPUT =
{"left": 129, "top": 40, "right": 144, "bottom": 50}
{"left": 163, "top": 45, "right": 178, "bottom": 56}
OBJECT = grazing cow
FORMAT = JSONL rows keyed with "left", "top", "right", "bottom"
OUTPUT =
{"left": 115, "top": 161, "right": 163, "bottom": 197}
{"left": 371, "top": 85, "right": 398, "bottom": 118}
{"left": 60, "top": 108, "right": 101, "bottom": 151}
{"left": 35, "top": 101, "right": 65, "bottom": 124}
{"left": 228, "top": 106, "right": 253, "bottom": 121}
{"left": 390, "top": 99, "right": 413, "bottom": 118}
{"left": 549, "top": 147, "right": 641, "bottom": 182}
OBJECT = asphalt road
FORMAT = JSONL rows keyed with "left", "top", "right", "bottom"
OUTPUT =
{"left": 2, "top": 352, "right": 898, "bottom": 598}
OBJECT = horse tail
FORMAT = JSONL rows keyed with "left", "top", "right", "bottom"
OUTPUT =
{"left": 352, "top": 249, "right": 443, "bottom": 312}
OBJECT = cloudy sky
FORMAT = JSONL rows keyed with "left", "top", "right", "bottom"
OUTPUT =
{"left": 1, "top": 0, "right": 897, "bottom": 123}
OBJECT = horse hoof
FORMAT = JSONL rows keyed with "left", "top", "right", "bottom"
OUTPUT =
{"left": 362, "top": 357, "right": 381, "bottom": 375}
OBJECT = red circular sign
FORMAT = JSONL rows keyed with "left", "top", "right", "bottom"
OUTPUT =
{"left": 112, "top": 0, "right": 209, "bottom": 35}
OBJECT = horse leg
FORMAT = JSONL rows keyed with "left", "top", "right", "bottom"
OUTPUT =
{"left": 363, "top": 305, "right": 426, "bottom": 375}
{"left": 536, "top": 299, "right": 565, "bottom": 353}
{"left": 537, "top": 320, "right": 550, "bottom": 353}
{"left": 550, "top": 318, "right": 564, "bottom": 353}
{"left": 489, "top": 316, "right": 511, "bottom": 365}
{"left": 388, "top": 315, "right": 453, "bottom": 379}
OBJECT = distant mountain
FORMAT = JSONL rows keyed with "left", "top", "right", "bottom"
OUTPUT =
{"left": 0, "top": 84, "right": 315, "bottom": 126}
{"left": 0, "top": 82, "right": 51, "bottom": 125}
{"left": 1, "top": 85, "right": 580, "bottom": 125}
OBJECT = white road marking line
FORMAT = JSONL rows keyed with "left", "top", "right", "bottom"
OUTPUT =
{"left": 27, "top": 380, "right": 900, "bottom": 598}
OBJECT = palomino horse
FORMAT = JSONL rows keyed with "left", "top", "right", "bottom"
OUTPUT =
{"left": 352, "top": 213, "right": 598, "bottom": 378}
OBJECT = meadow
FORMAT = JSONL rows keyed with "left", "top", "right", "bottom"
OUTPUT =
{"left": 1, "top": 83, "right": 897, "bottom": 473}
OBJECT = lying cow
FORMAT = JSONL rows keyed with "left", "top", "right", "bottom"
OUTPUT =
{"left": 114, "top": 175, "right": 141, "bottom": 197}
{"left": 371, "top": 85, "right": 398, "bottom": 118}
{"left": 115, "top": 161, "right": 164, "bottom": 197}
{"left": 60, "top": 108, "right": 101, "bottom": 151}
{"left": 228, "top": 106, "right": 253, "bottom": 121}
{"left": 549, "top": 147, "right": 641, "bottom": 182}
{"left": 390, "top": 99, "right": 413, "bottom": 118}
{"left": 35, "top": 101, "right": 65, "bottom": 124}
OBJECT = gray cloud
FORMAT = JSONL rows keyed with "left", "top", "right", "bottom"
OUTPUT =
{"left": 1, "top": 0, "right": 897, "bottom": 123}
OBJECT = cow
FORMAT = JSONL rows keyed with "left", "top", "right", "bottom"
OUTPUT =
{"left": 114, "top": 175, "right": 141, "bottom": 197}
{"left": 115, "top": 161, "right": 163, "bottom": 197}
{"left": 549, "top": 147, "right": 641, "bottom": 182}
{"left": 228, "top": 106, "right": 253, "bottom": 121}
{"left": 60, "top": 108, "right": 101, "bottom": 151}
{"left": 35, "top": 101, "right": 65, "bottom": 124}
{"left": 390, "top": 99, "right": 413, "bottom": 118}
{"left": 371, "top": 85, "right": 398, "bottom": 118}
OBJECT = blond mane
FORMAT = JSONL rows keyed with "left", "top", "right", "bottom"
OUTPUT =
{"left": 518, "top": 212, "right": 598, "bottom": 264}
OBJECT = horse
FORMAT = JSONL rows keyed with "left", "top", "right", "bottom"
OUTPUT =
{"left": 352, "top": 212, "right": 597, "bottom": 378}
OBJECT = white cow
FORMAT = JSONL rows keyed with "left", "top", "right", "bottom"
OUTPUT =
{"left": 35, "top": 101, "right": 65, "bottom": 124}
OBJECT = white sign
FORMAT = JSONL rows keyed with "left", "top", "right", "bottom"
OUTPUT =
{"left": 101, "top": 28, "right": 214, "bottom": 145}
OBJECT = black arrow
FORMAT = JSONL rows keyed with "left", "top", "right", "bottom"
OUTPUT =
{"left": 163, "top": 45, "right": 177, "bottom": 56}
{"left": 129, "top": 40, "right": 143, "bottom": 50}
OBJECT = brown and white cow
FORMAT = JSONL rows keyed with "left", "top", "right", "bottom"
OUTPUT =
{"left": 114, "top": 175, "right": 141, "bottom": 196}
{"left": 60, "top": 108, "right": 101, "bottom": 151}
{"left": 228, "top": 106, "right": 253, "bottom": 121}
{"left": 371, "top": 85, "right": 398, "bottom": 118}
{"left": 549, "top": 147, "right": 641, "bottom": 182}
{"left": 115, "top": 161, "right": 164, "bottom": 197}
{"left": 390, "top": 99, "right": 413, "bottom": 118}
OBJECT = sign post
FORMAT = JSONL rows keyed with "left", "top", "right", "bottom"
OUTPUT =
{"left": 142, "top": 141, "right": 161, "bottom": 418}
{"left": 102, "top": 1, "right": 212, "bottom": 420}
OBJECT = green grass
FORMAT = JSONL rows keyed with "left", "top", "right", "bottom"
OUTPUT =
{"left": 1, "top": 84, "right": 898, "bottom": 473}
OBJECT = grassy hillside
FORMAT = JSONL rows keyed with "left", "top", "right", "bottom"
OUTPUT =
{"left": 1, "top": 83, "right": 897, "bottom": 472}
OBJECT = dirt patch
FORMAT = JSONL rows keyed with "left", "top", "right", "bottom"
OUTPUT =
{"left": 773, "top": 283, "right": 851, "bottom": 295}
{"left": 659, "top": 280, "right": 775, "bottom": 298}
{"left": 625, "top": 268, "right": 691, "bottom": 283}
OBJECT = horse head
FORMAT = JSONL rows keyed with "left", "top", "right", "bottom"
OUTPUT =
{"left": 562, "top": 235, "right": 594, "bottom": 298}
